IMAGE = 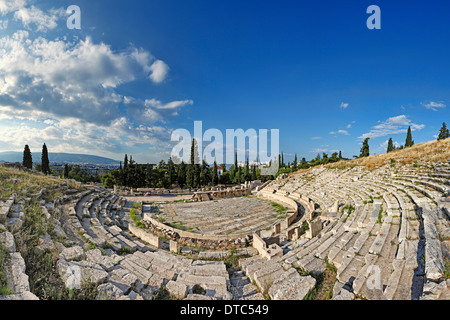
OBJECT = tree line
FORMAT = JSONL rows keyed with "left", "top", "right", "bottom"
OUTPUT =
{"left": 101, "top": 139, "right": 268, "bottom": 189}
{"left": 21, "top": 122, "right": 449, "bottom": 188}
{"left": 21, "top": 144, "right": 100, "bottom": 183}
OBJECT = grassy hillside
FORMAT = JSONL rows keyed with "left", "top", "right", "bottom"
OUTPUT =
{"left": 0, "top": 164, "right": 84, "bottom": 202}
{"left": 326, "top": 138, "right": 450, "bottom": 171}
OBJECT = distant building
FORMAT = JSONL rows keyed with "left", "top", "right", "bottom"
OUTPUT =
{"left": 217, "top": 166, "right": 224, "bottom": 176}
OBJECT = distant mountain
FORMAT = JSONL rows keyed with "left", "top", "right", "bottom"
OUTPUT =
{"left": 0, "top": 151, "right": 120, "bottom": 165}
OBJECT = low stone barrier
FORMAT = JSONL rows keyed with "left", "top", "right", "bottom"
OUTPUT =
{"left": 128, "top": 223, "right": 162, "bottom": 249}
{"left": 0, "top": 194, "right": 16, "bottom": 224}
{"left": 142, "top": 212, "right": 248, "bottom": 241}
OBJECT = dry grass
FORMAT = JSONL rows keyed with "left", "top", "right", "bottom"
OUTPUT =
{"left": 326, "top": 138, "right": 450, "bottom": 171}
{"left": 0, "top": 164, "right": 84, "bottom": 201}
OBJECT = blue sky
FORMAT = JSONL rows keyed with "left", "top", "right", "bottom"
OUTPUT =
{"left": 0, "top": 0, "right": 449, "bottom": 163}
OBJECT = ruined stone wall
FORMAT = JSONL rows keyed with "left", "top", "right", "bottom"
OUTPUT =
{"left": 128, "top": 223, "right": 162, "bottom": 249}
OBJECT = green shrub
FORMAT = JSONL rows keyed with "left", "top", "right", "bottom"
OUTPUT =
{"left": 0, "top": 241, "right": 12, "bottom": 295}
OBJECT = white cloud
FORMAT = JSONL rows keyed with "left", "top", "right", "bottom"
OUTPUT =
{"left": 145, "top": 98, "right": 193, "bottom": 110}
{"left": 124, "top": 97, "right": 192, "bottom": 125}
{"left": 359, "top": 115, "right": 425, "bottom": 140}
{"left": 346, "top": 121, "right": 356, "bottom": 129}
{"left": 421, "top": 101, "right": 446, "bottom": 111}
{"left": 0, "top": 31, "right": 175, "bottom": 125}
{"left": 14, "top": 5, "right": 65, "bottom": 32}
{"left": 149, "top": 59, "right": 169, "bottom": 83}
{"left": 340, "top": 102, "right": 349, "bottom": 109}
{"left": 311, "top": 136, "right": 321, "bottom": 140}
{"left": 0, "top": 0, "right": 26, "bottom": 15}
{"left": 310, "top": 148, "right": 339, "bottom": 154}
{"left": 0, "top": 2, "right": 192, "bottom": 163}
{"left": 379, "top": 139, "right": 400, "bottom": 152}
{"left": 0, "top": 12, "right": 193, "bottom": 161}
{"left": 330, "top": 130, "right": 349, "bottom": 135}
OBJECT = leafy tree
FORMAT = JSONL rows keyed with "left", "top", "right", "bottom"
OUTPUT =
{"left": 22, "top": 145, "right": 32, "bottom": 169}
{"left": 219, "top": 171, "right": 231, "bottom": 184}
{"left": 315, "top": 153, "right": 321, "bottom": 162}
{"left": 251, "top": 164, "right": 257, "bottom": 181}
{"left": 387, "top": 138, "right": 394, "bottom": 153}
{"left": 322, "top": 153, "right": 328, "bottom": 164}
{"left": 177, "top": 161, "right": 186, "bottom": 187}
{"left": 41, "top": 143, "right": 50, "bottom": 175}
{"left": 405, "top": 126, "right": 414, "bottom": 148}
{"left": 300, "top": 157, "right": 308, "bottom": 169}
{"left": 438, "top": 122, "right": 450, "bottom": 140}
{"left": 360, "top": 138, "right": 370, "bottom": 157}
{"left": 330, "top": 152, "right": 338, "bottom": 162}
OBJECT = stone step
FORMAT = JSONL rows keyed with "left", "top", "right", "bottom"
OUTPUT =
{"left": 267, "top": 268, "right": 316, "bottom": 300}
{"left": 368, "top": 216, "right": 392, "bottom": 256}
{"left": 383, "top": 259, "right": 406, "bottom": 300}
{"left": 422, "top": 209, "right": 445, "bottom": 281}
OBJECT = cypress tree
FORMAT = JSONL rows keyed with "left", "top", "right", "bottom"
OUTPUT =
{"left": 236, "top": 166, "right": 242, "bottom": 184}
{"left": 200, "top": 158, "right": 210, "bottom": 186}
{"left": 338, "top": 151, "right": 342, "bottom": 160}
{"left": 63, "top": 164, "right": 70, "bottom": 178}
{"left": 22, "top": 145, "right": 32, "bottom": 169}
{"left": 41, "top": 143, "right": 50, "bottom": 175}
{"left": 167, "top": 157, "right": 175, "bottom": 186}
{"left": 124, "top": 154, "right": 128, "bottom": 170}
{"left": 233, "top": 152, "right": 238, "bottom": 181}
{"left": 438, "top": 122, "right": 450, "bottom": 140}
{"left": 129, "top": 155, "right": 134, "bottom": 166}
{"left": 293, "top": 154, "right": 298, "bottom": 171}
{"left": 251, "top": 164, "right": 257, "bottom": 181}
{"left": 177, "top": 161, "right": 186, "bottom": 187}
{"left": 187, "top": 139, "right": 200, "bottom": 188}
{"left": 405, "top": 126, "right": 414, "bottom": 148}
{"left": 360, "top": 138, "right": 370, "bottom": 158}
{"left": 212, "top": 160, "right": 218, "bottom": 186}
{"left": 245, "top": 158, "right": 250, "bottom": 181}
{"left": 387, "top": 138, "right": 394, "bottom": 153}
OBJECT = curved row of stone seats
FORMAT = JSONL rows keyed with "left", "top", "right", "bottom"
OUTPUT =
{"left": 56, "top": 243, "right": 234, "bottom": 300}
{"left": 270, "top": 162, "right": 450, "bottom": 300}
{"left": 238, "top": 254, "right": 316, "bottom": 300}
{"left": 66, "top": 189, "right": 148, "bottom": 254}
